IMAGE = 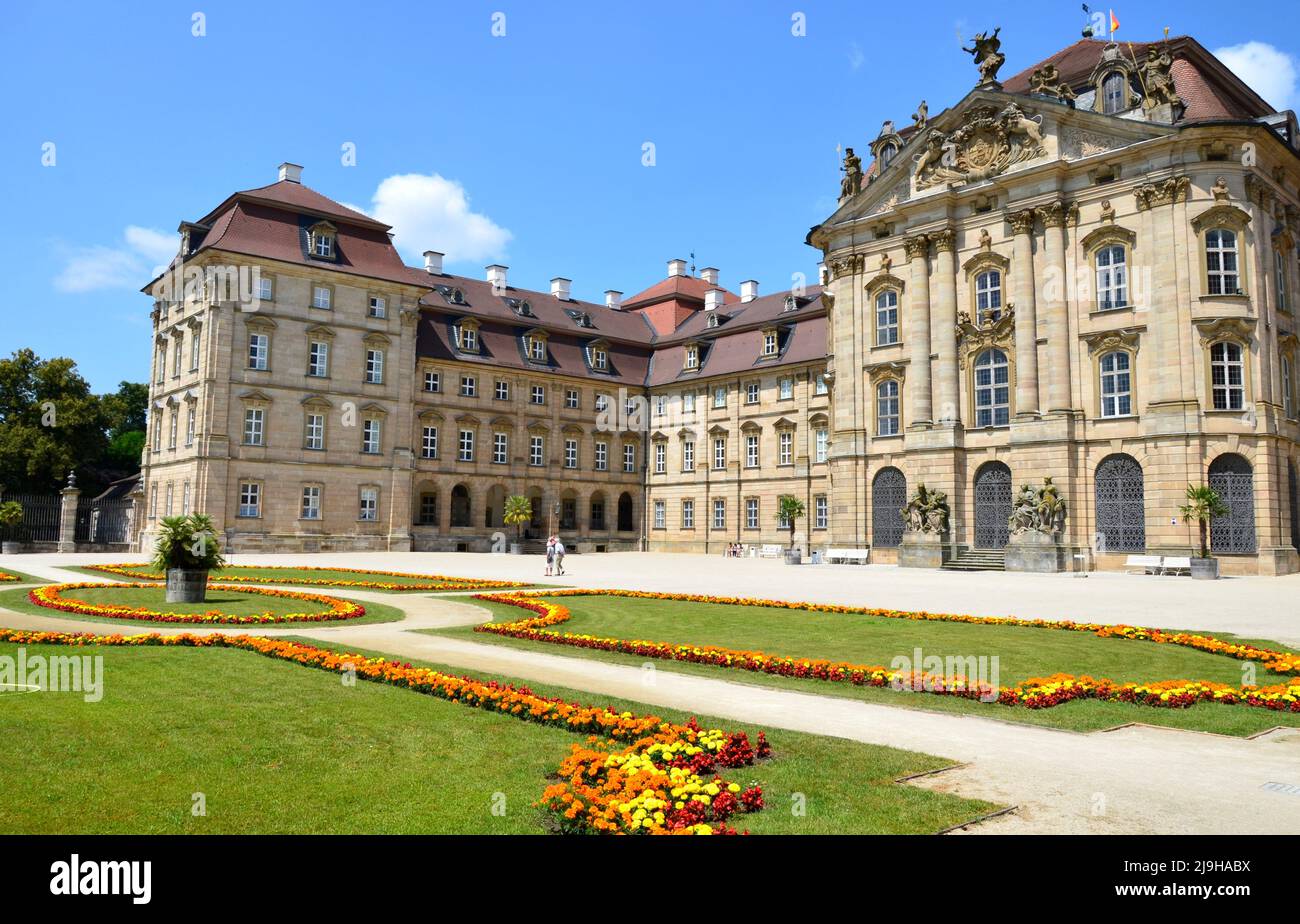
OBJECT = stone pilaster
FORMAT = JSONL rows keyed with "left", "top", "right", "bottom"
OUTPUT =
{"left": 930, "top": 229, "right": 959, "bottom": 425}
{"left": 1036, "top": 199, "right": 1076, "bottom": 414}
{"left": 1008, "top": 209, "right": 1040, "bottom": 418}
{"left": 904, "top": 234, "right": 933, "bottom": 428}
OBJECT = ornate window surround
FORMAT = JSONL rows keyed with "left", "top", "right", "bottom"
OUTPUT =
{"left": 865, "top": 271, "right": 906, "bottom": 348}
{"left": 1195, "top": 317, "right": 1255, "bottom": 413}
{"left": 866, "top": 361, "right": 906, "bottom": 437}
{"left": 1080, "top": 225, "right": 1138, "bottom": 312}
{"left": 1083, "top": 328, "right": 1142, "bottom": 420}
{"left": 1191, "top": 204, "right": 1252, "bottom": 300}
{"left": 1087, "top": 59, "right": 1138, "bottom": 114}
{"left": 962, "top": 251, "right": 1010, "bottom": 323}
{"left": 453, "top": 316, "right": 482, "bottom": 354}
{"left": 1281, "top": 332, "right": 1299, "bottom": 420}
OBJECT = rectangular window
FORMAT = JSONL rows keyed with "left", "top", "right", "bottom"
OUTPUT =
{"left": 654, "top": 441, "right": 666, "bottom": 473}
{"left": 564, "top": 438, "right": 578, "bottom": 469}
{"left": 306, "top": 413, "right": 325, "bottom": 450}
{"left": 654, "top": 500, "right": 666, "bottom": 529}
{"left": 779, "top": 377, "right": 793, "bottom": 400}
{"left": 713, "top": 386, "right": 727, "bottom": 408}
{"left": 815, "top": 495, "right": 829, "bottom": 529}
{"left": 362, "top": 419, "right": 381, "bottom": 454}
{"left": 815, "top": 373, "right": 828, "bottom": 395}
{"left": 779, "top": 430, "right": 793, "bottom": 465}
{"left": 683, "top": 440, "right": 694, "bottom": 471}
{"left": 257, "top": 276, "right": 273, "bottom": 302}
{"left": 685, "top": 346, "right": 699, "bottom": 369}
{"left": 623, "top": 443, "right": 636, "bottom": 473}
{"left": 745, "top": 382, "right": 760, "bottom": 404}
{"left": 591, "top": 499, "right": 605, "bottom": 530}
{"left": 595, "top": 393, "right": 609, "bottom": 413}
{"left": 421, "top": 425, "right": 438, "bottom": 459}
{"left": 815, "top": 427, "right": 828, "bottom": 463}
{"left": 181, "top": 481, "right": 191, "bottom": 515}
{"left": 460, "top": 375, "right": 476, "bottom": 397}
{"left": 565, "top": 388, "right": 579, "bottom": 409}
{"left": 459, "top": 326, "right": 478, "bottom": 352}
{"left": 493, "top": 432, "right": 508, "bottom": 464}
{"left": 877, "top": 381, "right": 901, "bottom": 435}
{"left": 418, "top": 493, "right": 438, "bottom": 526}
{"left": 531, "top": 384, "right": 545, "bottom": 405}
{"left": 152, "top": 415, "right": 161, "bottom": 452}
{"left": 530, "top": 435, "right": 544, "bottom": 466}
{"left": 168, "top": 409, "right": 178, "bottom": 449}
{"left": 301, "top": 486, "right": 321, "bottom": 520}
{"left": 746, "top": 497, "right": 759, "bottom": 530}
{"left": 682, "top": 499, "right": 694, "bottom": 529}
{"left": 1206, "top": 229, "right": 1240, "bottom": 296}
{"left": 714, "top": 437, "right": 726, "bottom": 470}
{"left": 173, "top": 338, "right": 184, "bottom": 377}
{"left": 359, "top": 487, "right": 378, "bottom": 521}
{"left": 424, "top": 370, "right": 440, "bottom": 393}
{"left": 591, "top": 348, "right": 607, "bottom": 370}
{"left": 190, "top": 329, "right": 201, "bottom": 371}
{"left": 185, "top": 407, "right": 196, "bottom": 447}
{"left": 365, "top": 349, "right": 384, "bottom": 384}
{"left": 746, "top": 433, "right": 759, "bottom": 468}
{"left": 164, "top": 484, "right": 174, "bottom": 516}
{"left": 312, "top": 286, "right": 331, "bottom": 310}
{"left": 495, "top": 380, "right": 510, "bottom": 401}
{"left": 763, "top": 331, "right": 777, "bottom": 356}
{"left": 594, "top": 441, "right": 607, "bottom": 470}
{"left": 1099, "top": 351, "right": 1132, "bottom": 418}
{"left": 875, "top": 290, "right": 899, "bottom": 345}
{"left": 682, "top": 391, "right": 696, "bottom": 415}
{"left": 238, "top": 482, "right": 260, "bottom": 518}
{"left": 368, "top": 295, "right": 386, "bottom": 318}
{"left": 459, "top": 429, "right": 474, "bottom": 462}
{"left": 308, "top": 341, "right": 329, "bottom": 377}
{"left": 248, "top": 333, "right": 268, "bottom": 370}
{"left": 655, "top": 394, "right": 668, "bottom": 417}
{"left": 243, "top": 408, "right": 264, "bottom": 446}
{"left": 313, "top": 233, "right": 333, "bottom": 258}
{"left": 713, "top": 498, "right": 726, "bottom": 530}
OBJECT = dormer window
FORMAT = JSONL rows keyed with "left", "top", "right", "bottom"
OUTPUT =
{"left": 436, "top": 285, "right": 466, "bottom": 306}
{"left": 762, "top": 329, "right": 778, "bottom": 357}
{"left": 783, "top": 295, "right": 800, "bottom": 312}
{"left": 684, "top": 345, "right": 700, "bottom": 370}
{"left": 1101, "top": 71, "right": 1126, "bottom": 114}
{"left": 706, "top": 313, "right": 721, "bottom": 329}
{"left": 307, "top": 221, "right": 337, "bottom": 259}
{"left": 587, "top": 340, "right": 609, "bottom": 371}
{"left": 525, "top": 332, "right": 547, "bottom": 362}
{"left": 880, "top": 142, "right": 898, "bottom": 168}
{"left": 454, "top": 319, "right": 481, "bottom": 354}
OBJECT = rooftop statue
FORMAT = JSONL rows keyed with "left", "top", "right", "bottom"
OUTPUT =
{"left": 963, "top": 27, "right": 1005, "bottom": 86}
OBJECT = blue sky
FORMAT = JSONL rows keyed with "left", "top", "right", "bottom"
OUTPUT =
{"left": 2, "top": 0, "right": 1298, "bottom": 391}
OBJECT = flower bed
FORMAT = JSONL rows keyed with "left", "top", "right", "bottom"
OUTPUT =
{"left": 84, "top": 563, "right": 524, "bottom": 592}
{"left": 0, "top": 571, "right": 19, "bottom": 583}
{"left": 0, "top": 627, "right": 769, "bottom": 834}
{"left": 29, "top": 582, "right": 368, "bottom": 625}
{"left": 473, "top": 589, "right": 1300, "bottom": 713}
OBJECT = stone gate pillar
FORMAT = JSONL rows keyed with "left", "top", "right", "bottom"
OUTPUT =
{"left": 57, "top": 472, "right": 80, "bottom": 553}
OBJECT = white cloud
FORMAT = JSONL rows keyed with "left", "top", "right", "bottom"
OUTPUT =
{"left": 1212, "top": 41, "right": 1299, "bottom": 111}
{"left": 54, "top": 225, "right": 176, "bottom": 293}
{"left": 351, "top": 173, "right": 512, "bottom": 265}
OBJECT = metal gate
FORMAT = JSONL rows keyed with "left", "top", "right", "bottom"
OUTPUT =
{"left": 871, "top": 467, "right": 907, "bottom": 548}
{"left": 1209, "top": 454, "right": 1256, "bottom": 553}
{"left": 973, "top": 462, "right": 1012, "bottom": 549}
{"left": 0, "top": 493, "right": 61, "bottom": 543}
{"left": 1095, "top": 454, "right": 1145, "bottom": 552}
{"left": 74, "top": 497, "right": 134, "bottom": 545}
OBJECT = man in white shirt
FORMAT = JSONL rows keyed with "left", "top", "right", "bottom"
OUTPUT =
{"left": 553, "top": 538, "right": 566, "bottom": 575}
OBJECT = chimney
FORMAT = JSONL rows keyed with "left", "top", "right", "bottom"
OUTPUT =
{"left": 550, "top": 277, "right": 572, "bottom": 300}
{"left": 486, "top": 264, "right": 508, "bottom": 293}
{"left": 667, "top": 258, "right": 689, "bottom": 277}
{"left": 278, "top": 162, "right": 303, "bottom": 184}
{"left": 423, "top": 250, "right": 444, "bottom": 275}
{"left": 605, "top": 290, "right": 623, "bottom": 310}
{"left": 704, "top": 288, "right": 725, "bottom": 311}
{"left": 699, "top": 266, "right": 719, "bottom": 286}
{"left": 740, "top": 279, "right": 759, "bottom": 302}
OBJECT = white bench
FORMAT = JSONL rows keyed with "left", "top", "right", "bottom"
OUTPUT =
{"left": 1124, "top": 554, "right": 1164, "bottom": 574}
{"left": 759, "top": 544, "right": 784, "bottom": 558}
{"left": 1161, "top": 556, "right": 1192, "bottom": 576}
{"left": 826, "top": 548, "right": 871, "bottom": 564}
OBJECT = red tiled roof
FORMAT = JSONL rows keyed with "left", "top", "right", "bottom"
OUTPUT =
{"left": 622, "top": 274, "right": 739, "bottom": 309}
{"left": 198, "top": 179, "right": 388, "bottom": 230}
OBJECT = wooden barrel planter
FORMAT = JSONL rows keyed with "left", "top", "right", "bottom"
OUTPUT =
{"left": 166, "top": 569, "right": 209, "bottom": 603}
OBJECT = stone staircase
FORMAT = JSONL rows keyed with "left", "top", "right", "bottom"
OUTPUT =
{"left": 941, "top": 548, "right": 1006, "bottom": 572}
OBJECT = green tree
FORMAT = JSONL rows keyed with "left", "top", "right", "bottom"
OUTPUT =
{"left": 101, "top": 381, "right": 149, "bottom": 438}
{"left": 0, "top": 349, "right": 107, "bottom": 493}
{"left": 1180, "top": 484, "right": 1229, "bottom": 559}
{"left": 503, "top": 495, "right": 533, "bottom": 542}
{"left": 777, "top": 494, "right": 805, "bottom": 550}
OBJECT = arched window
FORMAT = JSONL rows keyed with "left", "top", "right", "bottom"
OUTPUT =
{"left": 1283, "top": 355, "right": 1295, "bottom": 419}
{"left": 875, "top": 290, "right": 899, "bottom": 345}
{"left": 450, "top": 484, "right": 471, "bottom": 528}
{"left": 974, "top": 348, "right": 1010, "bottom": 427}
{"left": 1096, "top": 245, "right": 1127, "bottom": 309}
{"left": 1101, "top": 71, "right": 1126, "bottom": 113}
{"left": 1206, "top": 229, "right": 1239, "bottom": 295}
{"left": 1209, "top": 341, "right": 1244, "bottom": 410}
{"left": 1099, "top": 351, "right": 1132, "bottom": 417}
{"left": 880, "top": 142, "right": 897, "bottom": 168}
{"left": 1095, "top": 454, "right": 1145, "bottom": 552}
{"left": 617, "top": 492, "right": 634, "bottom": 532}
{"left": 876, "top": 380, "right": 901, "bottom": 435}
{"left": 975, "top": 270, "right": 1002, "bottom": 322}
{"left": 1208, "top": 454, "right": 1256, "bottom": 553}
{"left": 871, "top": 467, "right": 907, "bottom": 548}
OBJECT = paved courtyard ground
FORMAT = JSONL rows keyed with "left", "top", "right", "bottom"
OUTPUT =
{"left": 4, "top": 550, "right": 1300, "bottom": 835}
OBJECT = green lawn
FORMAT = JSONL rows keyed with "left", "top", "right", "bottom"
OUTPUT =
{"left": 0, "top": 639, "right": 995, "bottom": 834}
{"left": 67, "top": 564, "right": 535, "bottom": 593}
{"left": 0, "top": 586, "right": 405, "bottom": 628}
{"left": 434, "top": 595, "right": 1300, "bottom": 737}
{"left": 0, "top": 568, "right": 49, "bottom": 585}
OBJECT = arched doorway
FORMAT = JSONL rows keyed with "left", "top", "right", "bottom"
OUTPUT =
{"left": 1094, "top": 454, "right": 1145, "bottom": 552}
{"left": 871, "top": 467, "right": 907, "bottom": 548}
{"left": 484, "top": 485, "right": 506, "bottom": 529}
{"left": 450, "top": 484, "right": 471, "bottom": 528}
{"left": 1208, "top": 454, "right": 1256, "bottom": 553}
{"left": 973, "top": 461, "right": 1012, "bottom": 549}
{"left": 559, "top": 489, "right": 578, "bottom": 531}
{"left": 617, "top": 492, "right": 634, "bottom": 532}
{"left": 589, "top": 492, "right": 607, "bottom": 531}
{"left": 1289, "top": 461, "right": 1300, "bottom": 551}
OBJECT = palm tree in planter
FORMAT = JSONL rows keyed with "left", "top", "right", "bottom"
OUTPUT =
{"left": 1180, "top": 484, "right": 1229, "bottom": 580}
{"left": 777, "top": 494, "right": 805, "bottom": 564}
{"left": 151, "top": 513, "right": 226, "bottom": 602}
{"left": 0, "top": 501, "right": 25, "bottom": 555}
{"left": 503, "top": 495, "right": 532, "bottom": 554}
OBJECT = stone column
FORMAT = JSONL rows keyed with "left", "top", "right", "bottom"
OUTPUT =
{"left": 1008, "top": 209, "right": 1041, "bottom": 418}
{"left": 904, "top": 234, "right": 933, "bottom": 428}
{"left": 930, "top": 229, "right": 960, "bottom": 425}
{"left": 1037, "top": 200, "right": 1076, "bottom": 413}
{"left": 57, "top": 472, "right": 80, "bottom": 553}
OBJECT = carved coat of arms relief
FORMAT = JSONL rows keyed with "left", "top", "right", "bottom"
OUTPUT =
{"left": 913, "top": 103, "right": 1047, "bottom": 191}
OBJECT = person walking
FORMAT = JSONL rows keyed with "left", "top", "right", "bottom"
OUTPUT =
{"left": 554, "top": 537, "right": 566, "bottom": 575}
{"left": 545, "top": 536, "right": 556, "bottom": 577}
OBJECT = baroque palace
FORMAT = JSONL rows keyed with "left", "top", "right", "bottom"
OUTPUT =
{"left": 139, "top": 32, "right": 1300, "bottom": 573}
